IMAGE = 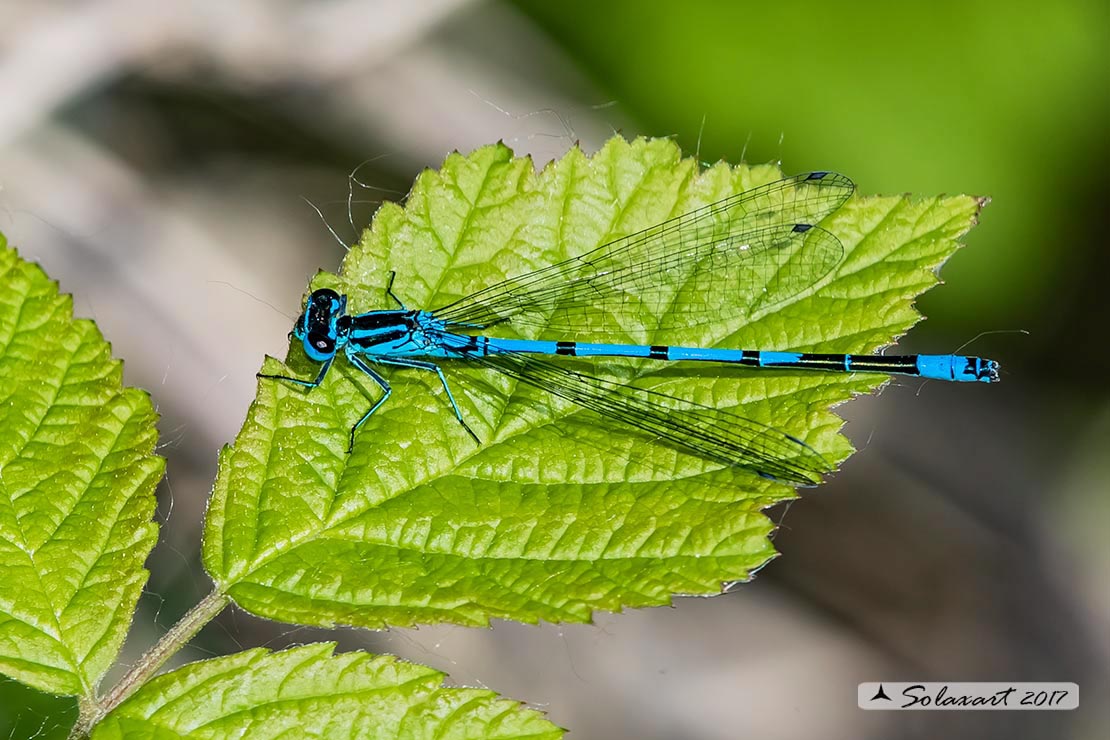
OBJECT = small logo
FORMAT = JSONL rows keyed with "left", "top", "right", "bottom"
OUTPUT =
{"left": 869, "top": 684, "right": 892, "bottom": 702}
{"left": 858, "top": 683, "right": 1078, "bottom": 710}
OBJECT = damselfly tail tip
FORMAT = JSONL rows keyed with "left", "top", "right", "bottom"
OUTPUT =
{"left": 965, "top": 356, "right": 1000, "bottom": 383}
{"left": 981, "top": 358, "right": 1001, "bottom": 383}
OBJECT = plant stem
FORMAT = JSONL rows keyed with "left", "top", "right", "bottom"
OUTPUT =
{"left": 70, "top": 589, "right": 230, "bottom": 738}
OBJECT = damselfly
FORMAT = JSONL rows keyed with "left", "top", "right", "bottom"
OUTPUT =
{"left": 261, "top": 171, "right": 998, "bottom": 485}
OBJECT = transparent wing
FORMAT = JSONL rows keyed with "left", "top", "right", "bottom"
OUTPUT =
{"left": 431, "top": 172, "right": 853, "bottom": 339}
{"left": 462, "top": 349, "right": 831, "bottom": 485}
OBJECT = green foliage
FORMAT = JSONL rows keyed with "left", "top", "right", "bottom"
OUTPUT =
{"left": 0, "top": 138, "right": 986, "bottom": 739}
{"left": 0, "top": 237, "right": 163, "bottom": 697}
{"left": 516, "top": 0, "right": 1106, "bottom": 327}
{"left": 90, "top": 644, "right": 560, "bottom": 740}
{"left": 0, "top": 137, "right": 985, "bottom": 736}
{"left": 203, "top": 136, "right": 984, "bottom": 630}
{"left": 0, "top": 677, "right": 76, "bottom": 740}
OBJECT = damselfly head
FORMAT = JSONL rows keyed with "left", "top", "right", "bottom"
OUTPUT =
{"left": 295, "top": 288, "right": 347, "bottom": 361}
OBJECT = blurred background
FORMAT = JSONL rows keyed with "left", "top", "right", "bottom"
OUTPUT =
{"left": 1, "top": 1, "right": 1107, "bottom": 738}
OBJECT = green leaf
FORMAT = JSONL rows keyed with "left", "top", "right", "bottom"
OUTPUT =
{"left": 0, "top": 235, "right": 164, "bottom": 697}
{"left": 90, "top": 643, "right": 562, "bottom": 739}
{"left": 204, "top": 136, "right": 984, "bottom": 628}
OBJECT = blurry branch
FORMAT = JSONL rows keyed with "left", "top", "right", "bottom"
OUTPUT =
{"left": 0, "top": 1, "right": 191, "bottom": 146}
{"left": 0, "top": 0, "right": 475, "bottom": 148}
